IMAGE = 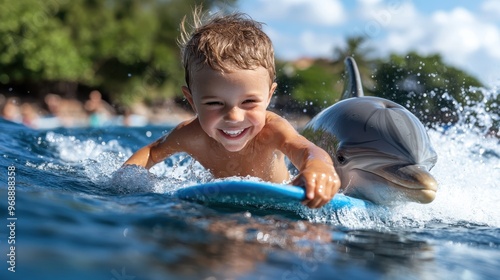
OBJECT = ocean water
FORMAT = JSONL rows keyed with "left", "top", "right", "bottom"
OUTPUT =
{"left": 0, "top": 90, "right": 499, "bottom": 280}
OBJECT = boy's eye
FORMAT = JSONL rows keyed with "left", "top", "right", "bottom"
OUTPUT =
{"left": 205, "top": 101, "right": 223, "bottom": 106}
{"left": 243, "top": 99, "right": 257, "bottom": 104}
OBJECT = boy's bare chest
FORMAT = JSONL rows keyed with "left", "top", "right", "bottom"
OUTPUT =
{"left": 194, "top": 146, "right": 289, "bottom": 182}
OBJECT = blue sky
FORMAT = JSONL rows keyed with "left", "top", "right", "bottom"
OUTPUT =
{"left": 235, "top": 0, "right": 500, "bottom": 85}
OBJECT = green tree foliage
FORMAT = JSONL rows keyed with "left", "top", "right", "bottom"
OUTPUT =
{"left": 273, "top": 36, "right": 377, "bottom": 117}
{"left": 1, "top": 2, "right": 495, "bottom": 132}
{"left": 0, "top": 0, "right": 90, "bottom": 82}
{"left": 331, "top": 36, "right": 376, "bottom": 91}
{"left": 0, "top": 0, "right": 235, "bottom": 105}
{"left": 370, "top": 52, "right": 483, "bottom": 126}
{"left": 275, "top": 59, "right": 342, "bottom": 117}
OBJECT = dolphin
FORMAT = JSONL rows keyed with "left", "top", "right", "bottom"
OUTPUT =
{"left": 302, "top": 57, "right": 438, "bottom": 205}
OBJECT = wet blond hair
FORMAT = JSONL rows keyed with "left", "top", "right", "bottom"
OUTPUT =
{"left": 179, "top": 8, "right": 276, "bottom": 88}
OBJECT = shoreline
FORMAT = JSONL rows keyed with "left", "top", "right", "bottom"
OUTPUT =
{"left": 1, "top": 93, "right": 311, "bottom": 130}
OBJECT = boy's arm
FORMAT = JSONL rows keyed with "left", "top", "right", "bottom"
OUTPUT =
{"left": 122, "top": 139, "right": 164, "bottom": 169}
{"left": 122, "top": 119, "right": 195, "bottom": 169}
{"left": 269, "top": 114, "right": 341, "bottom": 208}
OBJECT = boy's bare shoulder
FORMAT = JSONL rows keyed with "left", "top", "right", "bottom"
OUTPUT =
{"left": 157, "top": 117, "right": 204, "bottom": 147}
{"left": 173, "top": 116, "right": 200, "bottom": 132}
{"left": 265, "top": 111, "right": 288, "bottom": 125}
{"left": 261, "top": 111, "right": 300, "bottom": 144}
{"left": 265, "top": 111, "right": 296, "bottom": 132}
{"left": 146, "top": 117, "right": 206, "bottom": 165}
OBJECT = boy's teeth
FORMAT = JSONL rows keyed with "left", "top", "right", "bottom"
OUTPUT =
{"left": 223, "top": 129, "right": 244, "bottom": 136}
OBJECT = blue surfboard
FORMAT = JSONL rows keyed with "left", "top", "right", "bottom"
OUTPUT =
{"left": 176, "top": 180, "right": 371, "bottom": 210}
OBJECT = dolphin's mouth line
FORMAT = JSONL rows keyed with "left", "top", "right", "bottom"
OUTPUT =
{"left": 344, "top": 165, "right": 438, "bottom": 204}
{"left": 353, "top": 167, "right": 437, "bottom": 192}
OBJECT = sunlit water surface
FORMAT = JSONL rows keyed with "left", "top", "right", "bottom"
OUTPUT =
{"left": 0, "top": 87, "right": 499, "bottom": 280}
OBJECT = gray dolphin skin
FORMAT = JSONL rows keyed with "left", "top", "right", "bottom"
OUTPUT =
{"left": 302, "top": 57, "right": 438, "bottom": 205}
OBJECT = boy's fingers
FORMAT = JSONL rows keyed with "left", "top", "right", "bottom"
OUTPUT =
{"left": 293, "top": 174, "right": 316, "bottom": 200}
{"left": 305, "top": 199, "right": 315, "bottom": 208}
{"left": 322, "top": 183, "right": 333, "bottom": 201}
{"left": 292, "top": 176, "right": 312, "bottom": 203}
{"left": 308, "top": 178, "right": 336, "bottom": 208}
{"left": 325, "top": 177, "right": 336, "bottom": 199}
{"left": 307, "top": 174, "right": 318, "bottom": 200}
{"left": 291, "top": 176, "right": 308, "bottom": 199}
{"left": 307, "top": 197, "right": 325, "bottom": 208}
{"left": 296, "top": 172, "right": 340, "bottom": 208}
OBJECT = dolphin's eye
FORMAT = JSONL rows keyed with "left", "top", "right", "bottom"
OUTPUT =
{"left": 337, "top": 154, "right": 346, "bottom": 165}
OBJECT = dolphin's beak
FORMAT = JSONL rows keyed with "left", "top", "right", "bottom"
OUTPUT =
{"left": 378, "top": 164, "right": 438, "bottom": 203}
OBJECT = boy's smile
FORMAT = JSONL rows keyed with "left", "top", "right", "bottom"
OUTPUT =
{"left": 183, "top": 66, "right": 277, "bottom": 152}
{"left": 220, "top": 127, "right": 248, "bottom": 138}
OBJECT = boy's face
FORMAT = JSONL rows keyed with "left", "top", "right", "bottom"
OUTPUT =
{"left": 183, "top": 66, "right": 277, "bottom": 152}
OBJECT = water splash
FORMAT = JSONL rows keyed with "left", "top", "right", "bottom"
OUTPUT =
{"left": 23, "top": 85, "right": 499, "bottom": 230}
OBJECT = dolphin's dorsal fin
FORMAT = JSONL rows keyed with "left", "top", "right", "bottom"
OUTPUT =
{"left": 341, "top": 57, "right": 364, "bottom": 99}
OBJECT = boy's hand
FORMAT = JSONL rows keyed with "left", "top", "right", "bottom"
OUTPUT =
{"left": 291, "top": 162, "right": 340, "bottom": 208}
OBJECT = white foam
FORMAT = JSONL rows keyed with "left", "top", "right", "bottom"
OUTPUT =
{"left": 43, "top": 131, "right": 131, "bottom": 163}
{"left": 38, "top": 85, "right": 499, "bottom": 228}
{"left": 393, "top": 129, "right": 500, "bottom": 227}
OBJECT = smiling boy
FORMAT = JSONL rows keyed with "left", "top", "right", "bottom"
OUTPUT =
{"left": 123, "top": 10, "right": 340, "bottom": 208}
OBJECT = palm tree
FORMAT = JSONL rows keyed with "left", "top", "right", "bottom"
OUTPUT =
{"left": 331, "top": 36, "right": 376, "bottom": 93}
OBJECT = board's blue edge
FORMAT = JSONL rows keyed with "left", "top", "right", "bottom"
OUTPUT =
{"left": 176, "top": 180, "right": 371, "bottom": 209}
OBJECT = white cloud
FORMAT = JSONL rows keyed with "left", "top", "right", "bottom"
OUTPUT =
{"left": 368, "top": 4, "right": 500, "bottom": 81}
{"left": 353, "top": 1, "right": 422, "bottom": 48}
{"left": 239, "top": 0, "right": 346, "bottom": 60}
{"left": 242, "top": 0, "right": 346, "bottom": 26}
{"left": 358, "top": 0, "right": 383, "bottom": 5}
{"left": 482, "top": 26, "right": 500, "bottom": 59}
{"left": 298, "top": 31, "right": 344, "bottom": 58}
{"left": 429, "top": 8, "right": 482, "bottom": 62}
{"left": 422, "top": 7, "right": 500, "bottom": 80}
{"left": 481, "top": 0, "right": 500, "bottom": 18}
{"left": 265, "top": 26, "right": 343, "bottom": 59}
{"left": 238, "top": 0, "right": 500, "bottom": 83}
